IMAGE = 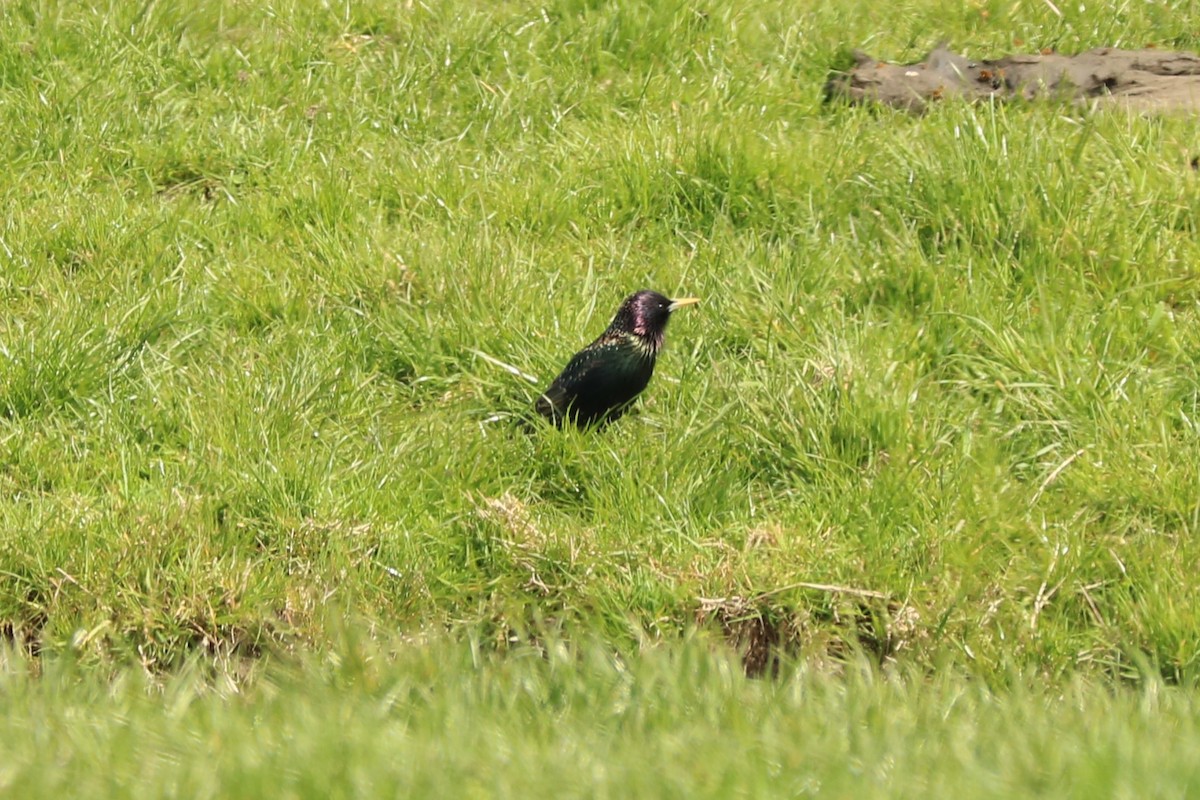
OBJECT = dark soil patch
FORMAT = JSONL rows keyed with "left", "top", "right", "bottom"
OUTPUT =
{"left": 699, "top": 586, "right": 923, "bottom": 677}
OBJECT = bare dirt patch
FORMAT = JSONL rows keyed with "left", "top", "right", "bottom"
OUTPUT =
{"left": 826, "top": 47, "right": 1200, "bottom": 114}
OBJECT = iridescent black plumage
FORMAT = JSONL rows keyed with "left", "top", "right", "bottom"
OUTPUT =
{"left": 535, "top": 290, "right": 699, "bottom": 428}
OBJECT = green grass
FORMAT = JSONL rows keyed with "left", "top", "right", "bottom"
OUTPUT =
{"left": 4, "top": 0, "right": 1200, "bottom": 793}
{"left": 4, "top": 636, "right": 1200, "bottom": 798}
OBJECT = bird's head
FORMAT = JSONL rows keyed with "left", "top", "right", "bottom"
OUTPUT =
{"left": 609, "top": 290, "right": 700, "bottom": 351}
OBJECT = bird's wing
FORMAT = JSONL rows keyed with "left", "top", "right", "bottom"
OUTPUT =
{"left": 535, "top": 345, "right": 618, "bottom": 420}
{"left": 534, "top": 383, "right": 567, "bottom": 419}
{"left": 536, "top": 342, "right": 649, "bottom": 423}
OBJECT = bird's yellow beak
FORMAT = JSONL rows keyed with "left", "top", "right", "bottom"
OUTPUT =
{"left": 668, "top": 297, "right": 700, "bottom": 312}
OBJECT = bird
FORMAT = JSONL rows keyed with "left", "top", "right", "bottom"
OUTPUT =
{"left": 534, "top": 290, "right": 700, "bottom": 428}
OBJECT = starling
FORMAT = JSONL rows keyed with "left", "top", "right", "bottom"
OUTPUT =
{"left": 535, "top": 290, "right": 700, "bottom": 428}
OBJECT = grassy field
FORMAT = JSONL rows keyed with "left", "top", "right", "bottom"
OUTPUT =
{"left": 5, "top": 636, "right": 1200, "bottom": 798}
{"left": 3, "top": 0, "right": 1200, "bottom": 794}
